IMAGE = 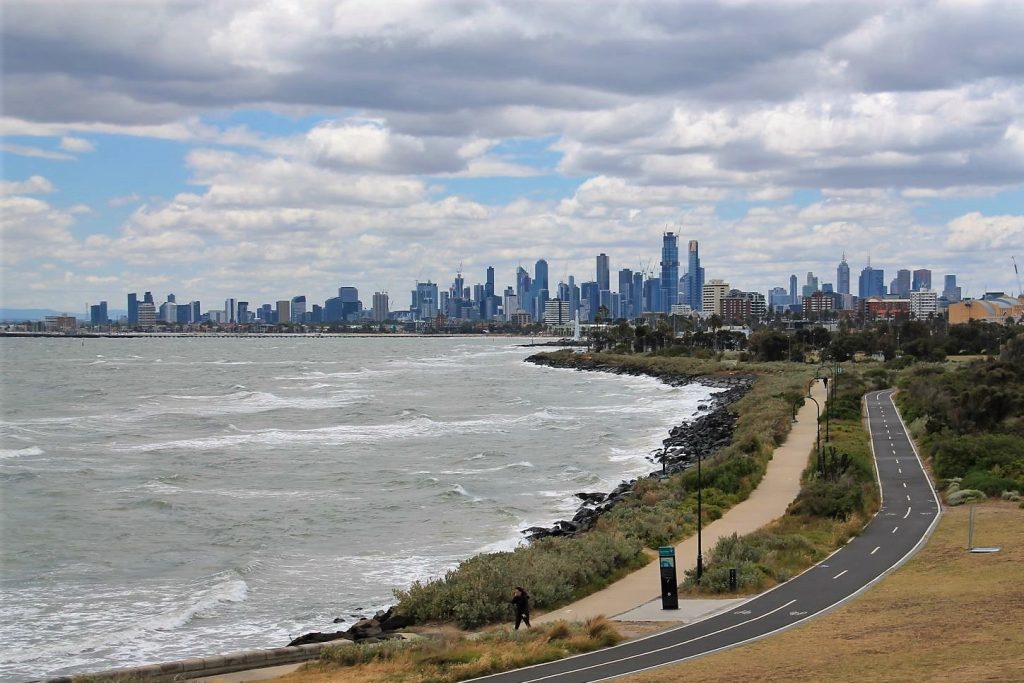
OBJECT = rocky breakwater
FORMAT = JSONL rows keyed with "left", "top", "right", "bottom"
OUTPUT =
{"left": 287, "top": 606, "right": 414, "bottom": 646}
{"left": 522, "top": 353, "right": 754, "bottom": 541}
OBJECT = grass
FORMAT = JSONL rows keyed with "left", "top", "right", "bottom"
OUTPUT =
{"left": 274, "top": 616, "right": 623, "bottom": 683}
{"left": 619, "top": 502, "right": 1024, "bottom": 683}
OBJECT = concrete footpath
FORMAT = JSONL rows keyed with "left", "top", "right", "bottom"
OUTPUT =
{"left": 535, "top": 379, "right": 826, "bottom": 625}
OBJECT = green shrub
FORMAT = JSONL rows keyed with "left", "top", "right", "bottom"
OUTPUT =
{"left": 959, "top": 470, "right": 1023, "bottom": 497}
{"left": 790, "top": 478, "right": 865, "bottom": 519}
{"left": 946, "top": 489, "right": 986, "bottom": 505}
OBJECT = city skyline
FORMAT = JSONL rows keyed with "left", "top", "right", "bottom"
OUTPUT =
{"left": 2, "top": 2, "right": 1023, "bottom": 311}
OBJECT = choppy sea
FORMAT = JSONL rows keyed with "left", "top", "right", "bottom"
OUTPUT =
{"left": 0, "top": 336, "right": 718, "bottom": 680}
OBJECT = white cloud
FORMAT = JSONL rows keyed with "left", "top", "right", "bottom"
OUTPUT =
{"left": 0, "top": 175, "right": 55, "bottom": 195}
{"left": 946, "top": 212, "right": 1024, "bottom": 250}
{"left": 0, "top": 143, "right": 74, "bottom": 161}
{"left": 59, "top": 135, "right": 95, "bottom": 152}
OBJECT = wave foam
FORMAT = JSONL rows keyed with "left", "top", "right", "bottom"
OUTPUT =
{"left": 0, "top": 446, "right": 44, "bottom": 459}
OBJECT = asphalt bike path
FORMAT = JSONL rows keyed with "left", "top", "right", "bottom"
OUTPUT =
{"left": 467, "top": 389, "right": 941, "bottom": 683}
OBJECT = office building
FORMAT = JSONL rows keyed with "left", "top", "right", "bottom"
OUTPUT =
{"left": 190, "top": 301, "right": 201, "bottom": 323}
{"left": 127, "top": 293, "right": 139, "bottom": 325}
{"left": 596, "top": 253, "right": 610, "bottom": 291}
{"left": 943, "top": 275, "right": 962, "bottom": 303}
{"left": 276, "top": 300, "right": 290, "bottom": 324}
{"left": 372, "top": 292, "right": 389, "bottom": 321}
{"left": 702, "top": 279, "right": 729, "bottom": 316}
{"left": 543, "top": 299, "right": 571, "bottom": 326}
{"left": 859, "top": 263, "right": 886, "bottom": 298}
{"left": 802, "top": 272, "right": 819, "bottom": 298}
{"left": 789, "top": 274, "right": 798, "bottom": 305}
{"left": 910, "top": 290, "right": 938, "bottom": 319}
{"left": 802, "top": 291, "right": 836, "bottom": 317}
{"left": 912, "top": 269, "right": 932, "bottom": 292}
{"left": 89, "top": 301, "right": 108, "bottom": 326}
{"left": 681, "top": 240, "right": 705, "bottom": 311}
{"left": 236, "top": 301, "right": 248, "bottom": 323}
{"left": 892, "top": 269, "right": 911, "bottom": 297}
{"left": 643, "top": 277, "right": 661, "bottom": 314}
{"left": 768, "top": 287, "right": 789, "bottom": 312}
{"left": 137, "top": 302, "right": 156, "bottom": 327}
{"left": 412, "top": 281, "right": 439, "bottom": 320}
{"left": 290, "top": 296, "right": 306, "bottom": 323}
{"left": 224, "top": 298, "right": 237, "bottom": 323}
{"left": 837, "top": 254, "right": 850, "bottom": 295}
{"left": 660, "top": 232, "right": 679, "bottom": 313}
{"left": 580, "top": 281, "right": 600, "bottom": 322}
{"left": 619, "top": 268, "right": 634, "bottom": 318}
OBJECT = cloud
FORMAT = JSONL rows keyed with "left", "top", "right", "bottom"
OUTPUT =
{"left": 0, "top": 142, "right": 74, "bottom": 160}
{"left": 0, "top": 175, "right": 55, "bottom": 194}
{"left": 58, "top": 135, "right": 95, "bottom": 152}
{"left": 946, "top": 212, "right": 1024, "bottom": 250}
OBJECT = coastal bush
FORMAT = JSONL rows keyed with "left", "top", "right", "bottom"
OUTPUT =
{"left": 959, "top": 470, "right": 1022, "bottom": 497}
{"left": 947, "top": 489, "right": 986, "bottom": 505}
{"left": 395, "top": 530, "right": 642, "bottom": 629}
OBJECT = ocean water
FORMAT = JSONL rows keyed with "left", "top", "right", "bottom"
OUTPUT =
{"left": 0, "top": 336, "right": 719, "bottom": 680}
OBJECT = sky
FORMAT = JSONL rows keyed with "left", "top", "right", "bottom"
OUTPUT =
{"left": 2, "top": 0, "right": 1023, "bottom": 313}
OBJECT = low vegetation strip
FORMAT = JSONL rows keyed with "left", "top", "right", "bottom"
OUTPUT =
{"left": 681, "top": 365, "right": 879, "bottom": 595}
{"left": 290, "top": 617, "right": 622, "bottom": 683}
{"left": 394, "top": 352, "right": 814, "bottom": 628}
{"left": 618, "top": 502, "right": 1024, "bottom": 683}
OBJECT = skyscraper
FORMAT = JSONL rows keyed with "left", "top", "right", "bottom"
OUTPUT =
{"left": 596, "top": 253, "right": 610, "bottom": 292}
{"left": 290, "top": 295, "right": 306, "bottom": 322}
{"left": 127, "top": 293, "right": 138, "bottom": 325}
{"left": 789, "top": 274, "right": 798, "bottom": 305}
{"left": 837, "top": 254, "right": 850, "bottom": 295}
{"left": 276, "top": 300, "right": 290, "bottom": 324}
{"left": 660, "top": 232, "right": 680, "bottom": 313}
{"left": 682, "top": 240, "right": 704, "bottom": 311}
{"left": 485, "top": 266, "right": 495, "bottom": 300}
{"left": 859, "top": 264, "right": 886, "bottom": 298}
{"left": 619, "top": 268, "right": 634, "bottom": 318}
{"left": 912, "top": 269, "right": 932, "bottom": 292}
{"left": 224, "top": 298, "right": 237, "bottom": 323}
{"left": 632, "top": 271, "right": 643, "bottom": 315}
{"left": 372, "top": 292, "right": 389, "bottom": 321}
{"left": 892, "top": 269, "right": 911, "bottom": 296}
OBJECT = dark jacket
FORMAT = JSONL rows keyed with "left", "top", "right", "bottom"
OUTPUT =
{"left": 512, "top": 593, "right": 530, "bottom": 614}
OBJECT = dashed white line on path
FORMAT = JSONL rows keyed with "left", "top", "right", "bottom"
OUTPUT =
{"left": 892, "top": 527, "right": 899, "bottom": 534}
{"left": 904, "top": 508, "right": 912, "bottom": 519}
{"left": 907, "top": 494, "right": 912, "bottom": 501}
{"left": 833, "top": 570, "right": 848, "bottom": 579}
{"left": 903, "top": 482, "right": 907, "bottom": 488}
{"left": 871, "top": 546, "right": 880, "bottom": 555}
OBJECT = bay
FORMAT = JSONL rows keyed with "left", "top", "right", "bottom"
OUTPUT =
{"left": 0, "top": 336, "right": 717, "bottom": 680}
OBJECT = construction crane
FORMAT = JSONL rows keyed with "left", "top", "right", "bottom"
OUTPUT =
{"left": 1014, "top": 257, "right": 1022, "bottom": 297}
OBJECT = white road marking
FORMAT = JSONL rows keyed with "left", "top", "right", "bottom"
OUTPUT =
{"left": 871, "top": 546, "right": 880, "bottom": 555}
{"left": 898, "top": 468, "right": 902, "bottom": 474}
{"left": 904, "top": 508, "right": 912, "bottom": 519}
{"left": 892, "top": 527, "right": 899, "bottom": 534}
{"left": 509, "top": 600, "right": 799, "bottom": 683}
{"left": 903, "top": 482, "right": 907, "bottom": 488}
{"left": 833, "top": 570, "right": 848, "bottom": 579}
{"left": 895, "top": 459, "right": 900, "bottom": 464}
{"left": 907, "top": 494, "right": 911, "bottom": 501}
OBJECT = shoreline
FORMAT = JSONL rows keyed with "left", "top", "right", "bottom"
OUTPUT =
{"left": 520, "top": 353, "right": 754, "bottom": 540}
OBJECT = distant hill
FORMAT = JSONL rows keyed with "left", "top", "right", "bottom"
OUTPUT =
{"left": 0, "top": 308, "right": 128, "bottom": 322}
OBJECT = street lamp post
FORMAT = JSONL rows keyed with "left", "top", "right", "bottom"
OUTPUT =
{"left": 805, "top": 392, "right": 822, "bottom": 477}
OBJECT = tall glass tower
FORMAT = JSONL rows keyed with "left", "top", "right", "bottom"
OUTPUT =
{"left": 837, "top": 253, "right": 850, "bottom": 295}
{"left": 660, "top": 232, "right": 679, "bottom": 312}
{"left": 596, "top": 253, "right": 610, "bottom": 292}
{"left": 685, "top": 240, "right": 704, "bottom": 311}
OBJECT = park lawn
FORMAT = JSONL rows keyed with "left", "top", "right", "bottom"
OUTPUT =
{"left": 621, "top": 501, "right": 1024, "bottom": 683}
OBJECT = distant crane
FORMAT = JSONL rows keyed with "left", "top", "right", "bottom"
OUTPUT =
{"left": 1014, "top": 257, "right": 1022, "bottom": 297}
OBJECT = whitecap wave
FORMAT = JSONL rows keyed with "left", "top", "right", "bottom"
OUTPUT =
{"left": 0, "top": 446, "right": 44, "bottom": 459}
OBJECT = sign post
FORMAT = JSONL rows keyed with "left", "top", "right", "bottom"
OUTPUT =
{"left": 658, "top": 546, "right": 679, "bottom": 609}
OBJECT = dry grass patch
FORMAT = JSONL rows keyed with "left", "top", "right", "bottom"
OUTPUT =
{"left": 621, "top": 502, "right": 1024, "bottom": 683}
{"left": 274, "top": 618, "right": 623, "bottom": 683}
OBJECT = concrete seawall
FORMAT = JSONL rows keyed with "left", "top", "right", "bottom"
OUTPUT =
{"left": 40, "top": 640, "right": 345, "bottom": 682}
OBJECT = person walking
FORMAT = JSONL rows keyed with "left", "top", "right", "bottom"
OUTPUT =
{"left": 511, "top": 586, "right": 531, "bottom": 630}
